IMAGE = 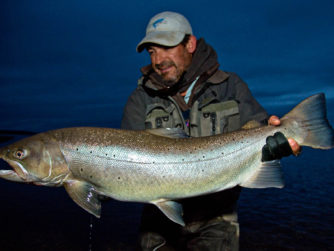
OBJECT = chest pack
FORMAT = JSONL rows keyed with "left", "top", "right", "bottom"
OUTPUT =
{"left": 144, "top": 99, "right": 240, "bottom": 137}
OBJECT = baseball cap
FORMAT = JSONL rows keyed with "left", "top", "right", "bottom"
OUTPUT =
{"left": 136, "top": 11, "right": 193, "bottom": 53}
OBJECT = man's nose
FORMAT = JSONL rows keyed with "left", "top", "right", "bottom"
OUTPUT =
{"left": 153, "top": 49, "right": 167, "bottom": 65}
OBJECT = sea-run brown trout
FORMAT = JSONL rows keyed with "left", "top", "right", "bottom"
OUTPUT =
{"left": 0, "top": 93, "right": 333, "bottom": 226}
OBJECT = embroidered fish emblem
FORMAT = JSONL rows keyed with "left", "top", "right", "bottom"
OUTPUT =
{"left": 153, "top": 18, "right": 164, "bottom": 28}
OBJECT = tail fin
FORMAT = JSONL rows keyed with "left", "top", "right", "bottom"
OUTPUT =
{"left": 282, "top": 93, "right": 334, "bottom": 149}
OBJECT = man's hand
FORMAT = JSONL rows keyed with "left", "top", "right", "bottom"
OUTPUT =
{"left": 268, "top": 115, "right": 301, "bottom": 156}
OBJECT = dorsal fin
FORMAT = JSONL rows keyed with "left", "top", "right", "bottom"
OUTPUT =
{"left": 146, "top": 128, "right": 189, "bottom": 139}
{"left": 241, "top": 120, "right": 262, "bottom": 130}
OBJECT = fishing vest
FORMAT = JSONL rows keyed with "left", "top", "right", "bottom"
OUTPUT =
{"left": 144, "top": 97, "right": 240, "bottom": 137}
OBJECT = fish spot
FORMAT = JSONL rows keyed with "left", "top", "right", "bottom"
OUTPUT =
{"left": 105, "top": 153, "right": 108, "bottom": 156}
{"left": 76, "top": 148, "right": 79, "bottom": 151}
{"left": 117, "top": 177, "right": 121, "bottom": 180}
{"left": 80, "top": 168, "right": 83, "bottom": 172}
{"left": 203, "top": 155, "right": 205, "bottom": 158}
{"left": 90, "top": 151, "right": 92, "bottom": 154}
{"left": 90, "top": 175, "right": 93, "bottom": 179}
{"left": 202, "top": 169, "right": 204, "bottom": 172}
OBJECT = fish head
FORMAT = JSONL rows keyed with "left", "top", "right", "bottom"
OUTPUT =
{"left": 0, "top": 133, "right": 69, "bottom": 185}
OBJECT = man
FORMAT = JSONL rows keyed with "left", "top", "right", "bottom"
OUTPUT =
{"left": 121, "top": 11, "right": 300, "bottom": 251}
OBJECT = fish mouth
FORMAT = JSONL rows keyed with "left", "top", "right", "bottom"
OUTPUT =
{"left": 0, "top": 157, "right": 28, "bottom": 182}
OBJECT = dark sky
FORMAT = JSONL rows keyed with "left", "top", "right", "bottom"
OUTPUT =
{"left": 1, "top": 0, "right": 333, "bottom": 132}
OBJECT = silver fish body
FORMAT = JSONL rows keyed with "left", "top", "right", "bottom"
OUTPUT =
{"left": 0, "top": 93, "right": 333, "bottom": 225}
{"left": 56, "top": 125, "right": 277, "bottom": 201}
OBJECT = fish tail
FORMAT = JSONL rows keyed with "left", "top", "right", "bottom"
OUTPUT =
{"left": 282, "top": 93, "right": 334, "bottom": 149}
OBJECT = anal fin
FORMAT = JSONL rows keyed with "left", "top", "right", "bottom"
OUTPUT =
{"left": 241, "top": 160, "right": 284, "bottom": 188}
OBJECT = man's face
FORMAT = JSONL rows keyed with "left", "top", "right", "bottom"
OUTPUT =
{"left": 147, "top": 42, "right": 193, "bottom": 85}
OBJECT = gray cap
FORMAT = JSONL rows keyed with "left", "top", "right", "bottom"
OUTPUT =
{"left": 136, "top": 11, "right": 193, "bottom": 52}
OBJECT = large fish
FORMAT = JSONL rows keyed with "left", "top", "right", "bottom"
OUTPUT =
{"left": 0, "top": 93, "right": 333, "bottom": 226}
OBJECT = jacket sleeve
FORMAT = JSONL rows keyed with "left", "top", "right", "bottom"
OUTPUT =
{"left": 229, "top": 73, "right": 268, "bottom": 126}
{"left": 121, "top": 87, "right": 147, "bottom": 130}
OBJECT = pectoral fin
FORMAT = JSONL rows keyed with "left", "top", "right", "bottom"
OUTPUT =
{"left": 64, "top": 180, "right": 101, "bottom": 218}
{"left": 152, "top": 199, "right": 185, "bottom": 226}
{"left": 241, "top": 160, "right": 284, "bottom": 188}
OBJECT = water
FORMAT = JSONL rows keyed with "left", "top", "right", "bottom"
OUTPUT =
{"left": 0, "top": 171, "right": 142, "bottom": 250}
{"left": 239, "top": 148, "right": 334, "bottom": 250}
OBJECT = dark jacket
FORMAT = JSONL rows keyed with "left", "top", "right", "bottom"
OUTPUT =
{"left": 122, "top": 70, "right": 267, "bottom": 131}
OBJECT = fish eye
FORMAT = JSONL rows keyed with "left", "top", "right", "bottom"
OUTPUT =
{"left": 14, "top": 149, "right": 26, "bottom": 159}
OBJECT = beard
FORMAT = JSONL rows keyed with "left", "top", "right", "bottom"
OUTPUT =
{"left": 155, "top": 61, "right": 183, "bottom": 87}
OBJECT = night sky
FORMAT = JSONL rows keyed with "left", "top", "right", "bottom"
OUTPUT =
{"left": 1, "top": 0, "right": 333, "bottom": 132}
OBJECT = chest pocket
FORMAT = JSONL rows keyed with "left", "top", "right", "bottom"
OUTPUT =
{"left": 144, "top": 104, "right": 183, "bottom": 129}
{"left": 191, "top": 100, "right": 240, "bottom": 137}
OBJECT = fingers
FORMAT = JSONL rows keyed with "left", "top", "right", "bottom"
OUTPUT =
{"left": 288, "top": 138, "right": 302, "bottom": 156}
{"left": 268, "top": 115, "right": 280, "bottom": 126}
{"left": 268, "top": 115, "right": 302, "bottom": 156}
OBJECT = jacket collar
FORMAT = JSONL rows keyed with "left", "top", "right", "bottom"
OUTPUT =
{"left": 206, "top": 69, "right": 229, "bottom": 84}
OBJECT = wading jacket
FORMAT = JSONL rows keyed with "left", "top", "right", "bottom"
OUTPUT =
{"left": 121, "top": 69, "right": 268, "bottom": 222}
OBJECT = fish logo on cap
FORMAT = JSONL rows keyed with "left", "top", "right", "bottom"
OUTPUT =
{"left": 152, "top": 18, "right": 165, "bottom": 28}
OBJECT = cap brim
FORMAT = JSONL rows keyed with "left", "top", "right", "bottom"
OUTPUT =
{"left": 136, "top": 31, "right": 185, "bottom": 52}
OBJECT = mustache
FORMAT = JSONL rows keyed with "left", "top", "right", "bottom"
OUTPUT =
{"left": 155, "top": 61, "right": 176, "bottom": 70}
